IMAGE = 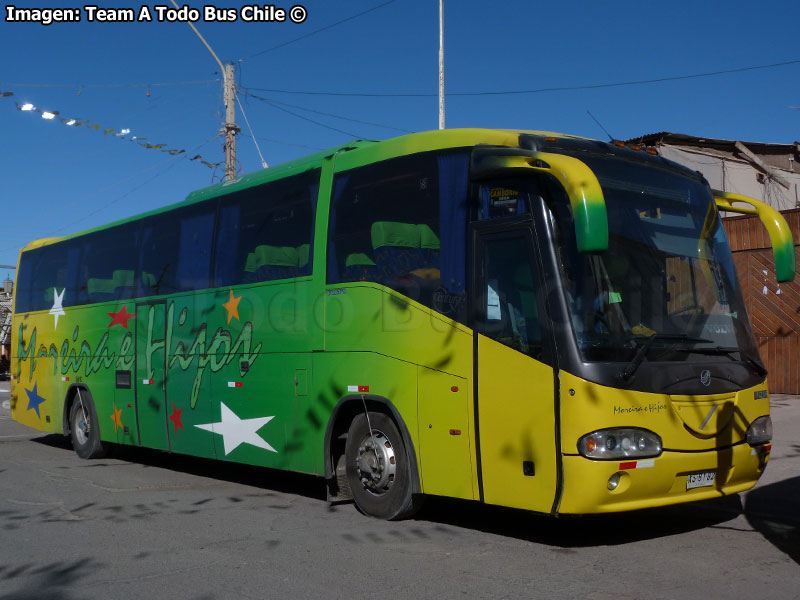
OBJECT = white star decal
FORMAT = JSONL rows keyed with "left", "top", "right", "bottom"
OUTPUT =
{"left": 195, "top": 402, "right": 277, "bottom": 456}
{"left": 49, "top": 288, "right": 66, "bottom": 328}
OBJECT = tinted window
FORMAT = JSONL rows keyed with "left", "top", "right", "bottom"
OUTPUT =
{"left": 138, "top": 213, "right": 180, "bottom": 297}
{"left": 16, "top": 239, "right": 81, "bottom": 312}
{"left": 328, "top": 151, "right": 469, "bottom": 322}
{"left": 76, "top": 222, "right": 140, "bottom": 305}
{"left": 214, "top": 169, "right": 319, "bottom": 287}
{"left": 176, "top": 207, "right": 215, "bottom": 291}
{"left": 137, "top": 203, "right": 216, "bottom": 297}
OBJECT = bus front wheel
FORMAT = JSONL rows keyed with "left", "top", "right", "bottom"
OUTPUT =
{"left": 345, "top": 411, "right": 419, "bottom": 520}
{"left": 69, "top": 393, "right": 106, "bottom": 459}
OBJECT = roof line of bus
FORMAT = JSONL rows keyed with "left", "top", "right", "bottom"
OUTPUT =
{"left": 19, "top": 128, "right": 590, "bottom": 253}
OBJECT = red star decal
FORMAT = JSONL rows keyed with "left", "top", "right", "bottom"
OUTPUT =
{"left": 107, "top": 305, "right": 134, "bottom": 329}
{"left": 168, "top": 402, "right": 184, "bottom": 434}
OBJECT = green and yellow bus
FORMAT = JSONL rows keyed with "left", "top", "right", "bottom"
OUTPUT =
{"left": 10, "top": 129, "right": 795, "bottom": 519}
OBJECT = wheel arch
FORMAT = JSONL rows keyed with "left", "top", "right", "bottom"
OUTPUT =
{"left": 324, "top": 394, "right": 422, "bottom": 500}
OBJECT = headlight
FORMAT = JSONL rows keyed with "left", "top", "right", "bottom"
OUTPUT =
{"left": 746, "top": 415, "right": 772, "bottom": 446}
{"left": 578, "top": 427, "right": 662, "bottom": 460}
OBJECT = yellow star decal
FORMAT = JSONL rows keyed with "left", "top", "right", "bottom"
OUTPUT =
{"left": 222, "top": 288, "right": 241, "bottom": 324}
{"left": 110, "top": 404, "right": 123, "bottom": 432}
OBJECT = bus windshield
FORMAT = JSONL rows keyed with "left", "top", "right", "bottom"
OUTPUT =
{"left": 551, "top": 153, "right": 761, "bottom": 366}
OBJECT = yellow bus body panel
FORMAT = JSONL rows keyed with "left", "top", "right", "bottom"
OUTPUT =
{"left": 477, "top": 335, "right": 558, "bottom": 513}
{"left": 557, "top": 371, "right": 770, "bottom": 513}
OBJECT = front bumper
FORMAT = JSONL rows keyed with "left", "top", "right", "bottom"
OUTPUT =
{"left": 557, "top": 442, "right": 770, "bottom": 514}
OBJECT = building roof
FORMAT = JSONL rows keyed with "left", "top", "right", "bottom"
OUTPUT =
{"left": 625, "top": 132, "right": 800, "bottom": 172}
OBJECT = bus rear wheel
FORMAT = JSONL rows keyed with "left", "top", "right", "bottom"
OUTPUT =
{"left": 345, "top": 411, "right": 420, "bottom": 520}
{"left": 69, "top": 393, "right": 106, "bottom": 459}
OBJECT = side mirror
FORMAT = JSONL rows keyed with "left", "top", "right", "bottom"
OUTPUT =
{"left": 713, "top": 190, "right": 796, "bottom": 283}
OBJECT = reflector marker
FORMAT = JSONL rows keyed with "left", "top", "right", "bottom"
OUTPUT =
{"left": 347, "top": 385, "right": 370, "bottom": 393}
{"left": 228, "top": 381, "right": 243, "bottom": 388}
{"left": 619, "top": 459, "right": 655, "bottom": 470}
{"left": 751, "top": 444, "right": 772, "bottom": 455}
{"left": 142, "top": 379, "right": 154, "bottom": 385}
{"left": 61, "top": 377, "right": 70, "bottom": 382}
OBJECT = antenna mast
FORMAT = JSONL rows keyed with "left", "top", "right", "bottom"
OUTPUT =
{"left": 438, "top": 0, "right": 445, "bottom": 130}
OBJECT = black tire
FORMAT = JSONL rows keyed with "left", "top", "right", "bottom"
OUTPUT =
{"left": 69, "top": 393, "right": 106, "bottom": 459}
{"left": 345, "top": 411, "right": 421, "bottom": 520}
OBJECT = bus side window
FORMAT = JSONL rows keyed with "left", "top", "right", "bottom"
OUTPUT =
{"left": 22, "top": 239, "right": 81, "bottom": 311}
{"left": 328, "top": 151, "right": 469, "bottom": 324}
{"left": 76, "top": 222, "right": 139, "bottom": 305}
{"left": 214, "top": 170, "right": 319, "bottom": 287}
{"left": 175, "top": 207, "right": 215, "bottom": 292}
{"left": 138, "top": 214, "right": 180, "bottom": 297}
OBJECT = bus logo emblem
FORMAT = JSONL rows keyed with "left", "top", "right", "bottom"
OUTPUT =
{"left": 700, "top": 370, "right": 712, "bottom": 387}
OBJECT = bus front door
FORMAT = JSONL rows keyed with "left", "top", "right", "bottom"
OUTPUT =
{"left": 472, "top": 223, "right": 559, "bottom": 513}
{"left": 135, "top": 301, "right": 170, "bottom": 451}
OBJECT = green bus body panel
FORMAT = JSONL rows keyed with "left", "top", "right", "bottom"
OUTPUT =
{"left": 135, "top": 302, "right": 169, "bottom": 451}
{"left": 11, "top": 128, "right": 775, "bottom": 516}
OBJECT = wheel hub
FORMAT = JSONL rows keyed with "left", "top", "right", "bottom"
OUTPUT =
{"left": 74, "top": 411, "right": 89, "bottom": 445}
{"left": 355, "top": 429, "right": 396, "bottom": 495}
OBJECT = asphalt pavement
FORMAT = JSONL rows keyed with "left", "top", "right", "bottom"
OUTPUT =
{"left": 1, "top": 382, "right": 798, "bottom": 599}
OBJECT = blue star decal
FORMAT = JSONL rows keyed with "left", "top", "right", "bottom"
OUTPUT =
{"left": 25, "top": 383, "right": 47, "bottom": 419}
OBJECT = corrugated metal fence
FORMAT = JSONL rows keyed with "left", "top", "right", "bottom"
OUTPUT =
{"left": 723, "top": 208, "right": 800, "bottom": 393}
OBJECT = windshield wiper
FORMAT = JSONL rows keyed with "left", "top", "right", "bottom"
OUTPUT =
{"left": 617, "top": 334, "right": 711, "bottom": 384}
{"left": 687, "top": 346, "right": 768, "bottom": 377}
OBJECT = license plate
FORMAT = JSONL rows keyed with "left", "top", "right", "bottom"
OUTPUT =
{"left": 686, "top": 471, "right": 716, "bottom": 490}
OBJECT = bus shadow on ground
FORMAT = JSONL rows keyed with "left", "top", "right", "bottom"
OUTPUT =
{"left": 0, "top": 558, "right": 103, "bottom": 600}
{"left": 744, "top": 475, "right": 800, "bottom": 565}
{"left": 31, "top": 434, "right": 328, "bottom": 503}
{"left": 30, "top": 434, "right": 800, "bottom": 564}
{"left": 419, "top": 495, "right": 745, "bottom": 547}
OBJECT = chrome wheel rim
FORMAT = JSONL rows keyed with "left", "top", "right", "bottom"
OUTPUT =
{"left": 355, "top": 429, "right": 397, "bottom": 495}
{"left": 73, "top": 409, "right": 89, "bottom": 446}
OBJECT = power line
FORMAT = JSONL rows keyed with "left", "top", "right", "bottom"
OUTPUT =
{"left": 238, "top": 132, "right": 324, "bottom": 151}
{"left": 245, "top": 92, "right": 414, "bottom": 133}
{"left": 235, "top": 90, "right": 268, "bottom": 168}
{"left": 0, "top": 79, "right": 218, "bottom": 89}
{"left": 50, "top": 133, "right": 223, "bottom": 234}
{"left": 245, "top": 58, "right": 800, "bottom": 98}
{"left": 0, "top": 134, "right": 223, "bottom": 254}
{"left": 240, "top": 0, "right": 396, "bottom": 62}
{"left": 8, "top": 95, "right": 221, "bottom": 167}
{"left": 255, "top": 96, "right": 364, "bottom": 139}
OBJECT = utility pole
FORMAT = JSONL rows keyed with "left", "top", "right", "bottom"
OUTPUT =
{"left": 170, "top": 0, "right": 238, "bottom": 180}
{"left": 223, "top": 62, "right": 239, "bottom": 181}
{"left": 438, "top": 0, "right": 445, "bottom": 130}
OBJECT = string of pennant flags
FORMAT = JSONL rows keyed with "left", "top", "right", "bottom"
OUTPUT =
{"left": 1, "top": 89, "right": 223, "bottom": 169}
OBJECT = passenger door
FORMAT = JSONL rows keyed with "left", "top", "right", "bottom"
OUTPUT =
{"left": 135, "top": 301, "right": 169, "bottom": 451}
{"left": 472, "top": 220, "right": 559, "bottom": 513}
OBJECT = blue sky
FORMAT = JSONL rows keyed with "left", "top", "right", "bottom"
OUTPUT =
{"left": 2, "top": 0, "right": 799, "bottom": 270}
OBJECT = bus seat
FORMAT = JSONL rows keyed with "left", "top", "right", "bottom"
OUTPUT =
{"left": 244, "top": 244, "right": 312, "bottom": 281}
{"left": 140, "top": 271, "right": 157, "bottom": 291}
{"left": 342, "top": 252, "right": 378, "bottom": 282}
{"left": 87, "top": 269, "right": 135, "bottom": 301}
{"left": 371, "top": 222, "right": 439, "bottom": 282}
